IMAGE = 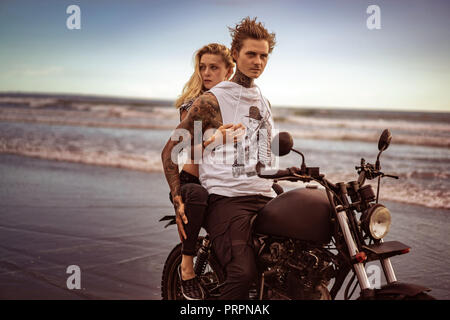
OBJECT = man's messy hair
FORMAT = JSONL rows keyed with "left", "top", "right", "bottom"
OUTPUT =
{"left": 229, "top": 16, "right": 276, "bottom": 59}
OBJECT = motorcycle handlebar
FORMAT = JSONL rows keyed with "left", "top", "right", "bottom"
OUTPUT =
{"left": 358, "top": 165, "right": 400, "bottom": 184}
{"left": 382, "top": 173, "right": 399, "bottom": 179}
{"left": 257, "top": 167, "right": 301, "bottom": 179}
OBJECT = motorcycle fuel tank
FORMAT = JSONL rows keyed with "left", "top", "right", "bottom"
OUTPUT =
{"left": 254, "top": 187, "right": 333, "bottom": 244}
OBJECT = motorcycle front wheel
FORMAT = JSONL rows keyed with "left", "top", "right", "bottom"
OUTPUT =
{"left": 161, "top": 236, "right": 225, "bottom": 300}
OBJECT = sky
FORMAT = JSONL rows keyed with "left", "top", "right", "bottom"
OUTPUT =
{"left": 0, "top": 0, "right": 449, "bottom": 111}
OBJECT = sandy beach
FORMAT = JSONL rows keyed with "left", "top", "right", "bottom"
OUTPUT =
{"left": 0, "top": 154, "right": 178, "bottom": 299}
{"left": 1, "top": 154, "right": 449, "bottom": 300}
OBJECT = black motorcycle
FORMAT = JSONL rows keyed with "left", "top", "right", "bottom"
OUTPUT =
{"left": 160, "top": 129, "right": 434, "bottom": 300}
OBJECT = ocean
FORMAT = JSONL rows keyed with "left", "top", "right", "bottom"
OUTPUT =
{"left": 1, "top": 92, "right": 449, "bottom": 210}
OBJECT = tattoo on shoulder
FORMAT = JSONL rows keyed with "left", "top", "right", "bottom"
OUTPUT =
{"left": 186, "top": 92, "right": 222, "bottom": 130}
{"left": 160, "top": 92, "right": 222, "bottom": 199}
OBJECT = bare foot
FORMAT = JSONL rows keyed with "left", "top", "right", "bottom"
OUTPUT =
{"left": 181, "top": 265, "right": 196, "bottom": 281}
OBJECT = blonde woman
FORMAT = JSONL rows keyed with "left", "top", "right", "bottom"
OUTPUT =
{"left": 169, "top": 43, "right": 235, "bottom": 300}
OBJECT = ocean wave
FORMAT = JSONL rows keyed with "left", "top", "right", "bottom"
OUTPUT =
{"left": 0, "top": 143, "right": 163, "bottom": 173}
{"left": 0, "top": 96, "right": 60, "bottom": 108}
{"left": 2, "top": 98, "right": 449, "bottom": 149}
{"left": 278, "top": 177, "right": 450, "bottom": 210}
{"left": 284, "top": 114, "right": 450, "bottom": 134}
{"left": 0, "top": 122, "right": 165, "bottom": 173}
{"left": 1, "top": 136, "right": 448, "bottom": 210}
{"left": 1, "top": 95, "right": 448, "bottom": 210}
{"left": 379, "top": 183, "right": 449, "bottom": 210}
{"left": 2, "top": 107, "right": 448, "bottom": 148}
{"left": 403, "top": 170, "right": 450, "bottom": 180}
{"left": 0, "top": 106, "right": 178, "bottom": 130}
{"left": 288, "top": 129, "right": 450, "bottom": 148}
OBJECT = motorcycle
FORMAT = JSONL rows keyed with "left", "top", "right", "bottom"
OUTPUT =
{"left": 160, "top": 129, "right": 434, "bottom": 300}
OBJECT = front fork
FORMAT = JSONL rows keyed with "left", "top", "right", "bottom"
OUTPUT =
{"left": 379, "top": 239, "right": 397, "bottom": 283}
{"left": 335, "top": 209, "right": 398, "bottom": 291}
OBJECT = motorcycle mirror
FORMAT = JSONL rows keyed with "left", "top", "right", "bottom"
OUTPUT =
{"left": 271, "top": 132, "right": 293, "bottom": 156}
{"left": 378, "top": 129, "right": 392, "bottom": 152}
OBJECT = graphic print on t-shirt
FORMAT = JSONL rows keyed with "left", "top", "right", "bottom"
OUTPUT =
{"left": 232, "top": 105, "right": 272, "bottom": 178}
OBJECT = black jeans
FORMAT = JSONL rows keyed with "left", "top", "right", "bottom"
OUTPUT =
{"left": 169, "top": 171, "right": 208, "bottom": 256}
{"left": 205, "top": 193, "right": 272, "bottom": 300}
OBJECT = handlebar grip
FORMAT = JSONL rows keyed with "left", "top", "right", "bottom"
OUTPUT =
{"left": 257, "top": 168, "right": 292, "bottom": 179}
{"left": 384, "top": 174, "right": 399, "bottom": 179}
{"left": 258, "top": 166, "right": 303, "bottom": 179}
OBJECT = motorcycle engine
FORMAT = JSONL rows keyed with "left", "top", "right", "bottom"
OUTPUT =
{"left": 259, "top": 240, "right": 334, "bottom": 300}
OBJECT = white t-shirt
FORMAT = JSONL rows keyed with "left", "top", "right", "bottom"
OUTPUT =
{"left": 199, "top": 81, "right": 276, "bottom": 197}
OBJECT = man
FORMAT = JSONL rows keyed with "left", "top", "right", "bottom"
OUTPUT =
{"left": 161, "top": 16, "right": 276, "bottom": 299}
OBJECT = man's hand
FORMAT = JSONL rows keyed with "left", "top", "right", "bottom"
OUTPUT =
{"left": 204, "top": 123, "right": 246, "bottom": 147}
{"left": 173, "top": 195, "right": 188, "bottom": 242}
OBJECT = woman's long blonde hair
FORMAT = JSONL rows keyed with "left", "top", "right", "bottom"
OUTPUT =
{"left": 175, "top": 43, "right": 234, "bottom": 109}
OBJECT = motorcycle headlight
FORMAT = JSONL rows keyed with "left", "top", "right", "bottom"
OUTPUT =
{"left": 362, "top": 204, "right": 391, "bottom": 240}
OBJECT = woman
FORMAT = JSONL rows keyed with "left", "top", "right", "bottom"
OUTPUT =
{"left": 172, "top": 43, "right": 235, "bottom": 300}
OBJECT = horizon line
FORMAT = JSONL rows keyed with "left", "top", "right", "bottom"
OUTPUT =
{"left": 1, "top": 90, "right": 449, "bottom": 114}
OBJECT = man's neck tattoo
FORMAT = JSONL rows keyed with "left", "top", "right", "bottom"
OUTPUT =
{"left": 232, "top": 69, "right": 253, "bottom": 88}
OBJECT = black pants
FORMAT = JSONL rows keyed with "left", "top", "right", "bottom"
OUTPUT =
{"left": 205, "top": 194, "right": 272, "bottom": 300}
{"left": 169, "top": 171, "right": 208, "bottom": 256}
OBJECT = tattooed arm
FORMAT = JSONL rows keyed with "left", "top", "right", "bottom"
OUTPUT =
{"left": 161, "top": 92, "right": 222, "bottom": 241}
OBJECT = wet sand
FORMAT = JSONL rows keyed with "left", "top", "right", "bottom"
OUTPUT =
{"left": 0, "top": 154, "right": 449, "bottom": 299}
